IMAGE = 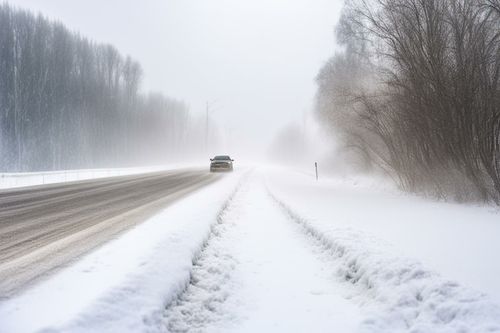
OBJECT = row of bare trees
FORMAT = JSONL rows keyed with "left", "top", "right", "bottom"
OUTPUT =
{"left": 316, "top": 0, "right": 500, "bottom": 202}
{"left": 0, "top": 4, "right": 191, "bottom": 171}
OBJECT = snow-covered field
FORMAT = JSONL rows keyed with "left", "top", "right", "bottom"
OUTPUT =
{"left": 265, "top": 168, "right": 500, "bottom": 332}
{"left": 265, "top": 168, "right": 500, "bottom": 303}
{"left": 1, "top": 166, "right": 500, "bottom": 332}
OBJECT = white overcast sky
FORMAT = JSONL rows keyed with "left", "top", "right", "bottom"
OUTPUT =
{"left": 10, "top": 0, "right": 343, "bottom": 154}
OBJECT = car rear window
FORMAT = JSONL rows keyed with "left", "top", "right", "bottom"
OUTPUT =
{"left": 214, "top": 156, "right": 231, "bottom": 160}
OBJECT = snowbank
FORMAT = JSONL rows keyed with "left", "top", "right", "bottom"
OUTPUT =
{"left": 0, "top": 170, "right": 247, "bottom": 333}
{"left": 265, "top": 167, "right": 500, "bottom": 332}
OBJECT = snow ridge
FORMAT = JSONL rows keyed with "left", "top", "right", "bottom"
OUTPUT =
{"left": 163, "top": 172, "right": 251, "bottom": 332}
{"left": 267, "top": 189, "right": 500, "bottom": 333}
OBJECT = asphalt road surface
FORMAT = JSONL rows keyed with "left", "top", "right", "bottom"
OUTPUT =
{"left": 0, "top": 169, "right": 220, "bottom": 298}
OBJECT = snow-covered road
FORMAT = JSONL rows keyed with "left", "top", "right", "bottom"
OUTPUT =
{"left": 164, "top": 172, "right": 361, "bottom": 332}
{"left": 2, "top": 167, "right": 500, "bottom": 332}
{"left": 0, "top": 169, "right": 218, "bottom": 297}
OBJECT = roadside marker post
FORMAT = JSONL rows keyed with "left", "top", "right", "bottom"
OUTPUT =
{"left": 315, "top": 162, "right": 318, "bottom": 181}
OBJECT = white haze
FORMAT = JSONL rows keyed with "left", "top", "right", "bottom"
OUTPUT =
{"left": 10, "top": 0, "right": 343, "bottom": 162}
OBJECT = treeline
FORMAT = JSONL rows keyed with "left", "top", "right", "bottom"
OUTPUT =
{"left": 0, "top": 3, "right": 191, "bottom": 171}
{"left": 316, "top": 0, "right": 500, "bottom": 202}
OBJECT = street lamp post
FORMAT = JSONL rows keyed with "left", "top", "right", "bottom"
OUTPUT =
{"left": 205, "top": 102, "right": 209, "bottom": 153}
{"left": 205, "top": 100, "right": 218, "bottom": 154}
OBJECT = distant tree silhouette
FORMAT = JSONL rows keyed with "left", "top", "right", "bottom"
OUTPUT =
{"left": 0, "top": 4, "right": 191, "bottom": 171}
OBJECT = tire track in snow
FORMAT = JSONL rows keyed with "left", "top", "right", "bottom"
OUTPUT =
{"left": 163, "top": 173, "right": 362, "bottom": 332}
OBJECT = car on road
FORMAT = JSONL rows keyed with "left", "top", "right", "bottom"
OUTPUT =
{"left": 210, "top": 155, "right": 234, "bottom": 172}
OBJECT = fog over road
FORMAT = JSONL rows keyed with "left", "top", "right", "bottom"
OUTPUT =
{"left": 0, "top": 169, "right": 220, "bottom": 298}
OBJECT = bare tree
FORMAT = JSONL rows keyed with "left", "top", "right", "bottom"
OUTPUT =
{"left": 0, "top": 4, "right": 195, "bottom": 171}
{"left": 317, "top": 0, "right": 500, "bottom": 202}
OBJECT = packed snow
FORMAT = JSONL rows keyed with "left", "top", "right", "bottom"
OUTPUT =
{"left": 1, "top": 167, "right": 500, "bottom": 332}
{"left": 164, "top": 172, "right": 362, "bottom": 332}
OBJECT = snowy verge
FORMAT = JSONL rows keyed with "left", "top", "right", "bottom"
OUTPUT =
{"left": 0, "top": 170, "right": 248, "bottom": 333}
{"left": 267, "top": 184, "right": 500, "bottom": 332}
{"left": 0, "top": 164, "right": 200, "bottom": 189}
{"left": 264, "top": 167, "right": 500, "bottom": 303}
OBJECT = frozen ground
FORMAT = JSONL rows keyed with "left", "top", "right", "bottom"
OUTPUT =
{"left": 1, "top": 167, "right": 500, "bottom": 332}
